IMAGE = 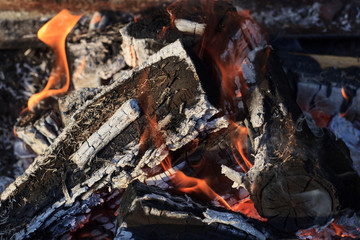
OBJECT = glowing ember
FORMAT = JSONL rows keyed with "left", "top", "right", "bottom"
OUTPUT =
{"left": 27, "top": 9, "right": 82, "bottom": 112}
{"left": 341, "top": 87, "right": 349, "bottom": 101}
{"left": 137, "top": 69, "right": 264, "bottom": 221}
{"left": 298, "top": 220, "right": 357, "bottom": 239}
{"left": 129, "top": 45, "right": 138, "bottom": 68}
{"left": 232, "top": 198, "right": 266, "bottom": 221}
{"left": 198, "top": 9, "right": 265, "bottom": 109}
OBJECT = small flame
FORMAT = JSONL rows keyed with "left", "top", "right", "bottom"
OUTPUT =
{"left": 198, "top": 8, "right": 265, "bottom": 111}
{"left": 331, "top": 222, "right": 357, "bottom": 238}
{"left": 341, "top": 87, "right": 349, "bottom": 101}
{"left": 27, "top": 9, "right": 82, "bottom": 112}
{"left": 232, "top": 198, "right": 267, "bottom": 221}
{"left": 230, "top": 121, "right": 253, "bottom": 172}
{"left": 138, "top": 70, "right": 263, "bottom": 221}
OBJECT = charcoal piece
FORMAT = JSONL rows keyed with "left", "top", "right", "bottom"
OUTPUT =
{"left": 116, "top": 181, "right": 267, "bottom": 240}
{"left": 58, "top": 87, "right": 103, "bottom": 127}
{"left": 0, "top": 40, "right": 228, "bottom": 239}
{"left": 14, "top": 110, "right": 62, "bottom": 155}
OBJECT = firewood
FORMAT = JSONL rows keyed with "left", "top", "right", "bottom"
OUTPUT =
{"left": 239, "top": 46, "right": 360, "bottom": 232}
{"left": 115, "top": 181, "right": 269, "bottom": 240}
{"left": 0, "top": 40, "right": 228, "bottom": 239}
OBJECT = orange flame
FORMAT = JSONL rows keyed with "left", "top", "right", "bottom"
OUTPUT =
{"left": 299, "top": 221, "right": 357, "bottom": 239}
{"left": 332, "top": 222, "right": 357, "bottom": 238}
{"left": 230, "top": 121, "right": 253, "bottom": 172}
{"left": 198, "top": 9, "right": 265, "bottom": 111}
{"left": 27, "top": 9, "right": 82, "bottom": 112}
{"left": 341, "top": 87, "right": 349, "bottom": 101}
{"left": 138, "top": 70, "right": 264, "bottom": 221}
{"left": 232, "top": 198, "right": 267, "bottom": 221}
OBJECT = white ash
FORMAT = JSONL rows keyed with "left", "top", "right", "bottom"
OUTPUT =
{"left": 174, "top": 19, "right": 206, "bottom": 36}
{"left": 88, "top": 12, "right": 109, "bottom": 32}
{"left": 203, "top": 209, "right": 266, "bottom": 240}
{"left": 165, "top": 93, "right": 226, "bottom": 151}
{"left": 249, "top": 87, "right": 265, "bottom": 128}
{"left": 221, "top": 165, "right": 246, "bottom": 189}
{"left": 71, "top": 99, "right": 141, "bottom": 169}
{"left": 249, "top": 3, "right": 323, "bottom": 30}
{"left": 329, "top": 114, "right": 360, "bottom": 175}
{"left": 145, "top": 161, "right": 186, "bottom": 189}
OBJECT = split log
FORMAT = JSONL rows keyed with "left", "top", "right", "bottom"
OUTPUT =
{"left": 120, "top": 1, "right": 234, "bottom": 67}
{"left": 237, "top": 45, "right": 360, "bottom": 232}
{"left": 0, "top": 40, "right": 229, "bottom": 239}
{"left": 115, "top": 181, "right": 269, "bottom": 240}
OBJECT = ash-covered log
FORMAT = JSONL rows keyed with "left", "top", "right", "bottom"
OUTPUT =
{"left": 115, "top": 181, "right": 269, "bottom": 240}
{"left": 237, "top": 45, "right": 360, "bottom": 232}
{"left": 0, "top": 40, "right": 228, "bottom": 239}
{"left": 120, "top": 1, "right": 235, "bottom": 67}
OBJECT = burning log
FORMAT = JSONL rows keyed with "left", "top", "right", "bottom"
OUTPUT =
{"left": 0, "top": 40, "right": 229, "bottom": 239}
{"left": 115, "top": 181, "right": 269, "bottom": 240}
{"left": 120, "top": 1, "right": 234, "bottom": 67}
{"left": 236, "top": 46, "right": 360, "bottom": 232}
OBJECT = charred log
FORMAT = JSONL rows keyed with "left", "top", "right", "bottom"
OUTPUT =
{"left": 239, "top": 46, "right": 360, "bottom": 232}
{"left": 115, "top": 181, "right": 269, "bottom": 240}
{"left": 0, "top": 40, "right": 228, "bottom": 239}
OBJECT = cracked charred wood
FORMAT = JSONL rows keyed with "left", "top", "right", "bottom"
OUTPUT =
{"left": 115, "top": 181, "right": 269, "bottom": 240}
{"left": 120, "top": 1, "right": 235, "bottom": 67}
{"left": 0, "top": 40, "right": 228, "bottom": 239}
{"left": 238, "top": 46, "right": 360, "bottom": 232}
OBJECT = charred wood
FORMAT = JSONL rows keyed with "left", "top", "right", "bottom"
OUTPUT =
{"left": 239, "top": 46, "right": 360, "bottom": 232}
{"left": 0, "top": 40, "right": 228, "bottom": 239}
{"left": 115, "top": 181, "right": 269, "bottom": 240}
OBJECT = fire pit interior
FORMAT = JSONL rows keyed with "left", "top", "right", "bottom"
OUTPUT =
{"left": 1, "top": 0, "right": 360, "bottom": 239}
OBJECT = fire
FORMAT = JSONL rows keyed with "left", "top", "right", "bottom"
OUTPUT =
{"left": 198, "top": 9, "right": 264, "bottom": 107}
{"left": 137, "top": 69, "right": 264, "bottom": 221}
{"left": 27, "top": 9, "right": 82, "bottom": 112}
{"left": 298, "top": 220, "right": 357, "bottom": 239}
{"left": 230, "top": 121, "right": 253, "bottom": 172}
{"left": 232, "top": 198, "right": 266, "bottom": 221}
{"left": 341, "top": 87, "right": 349, "bottom": 101}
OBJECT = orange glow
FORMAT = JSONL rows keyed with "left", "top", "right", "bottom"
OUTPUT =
{"left": 232, "top": 198, "right": 267, "bottom": 221}
{"left": 172, "top": 171, "right": 231, "bottom": 209}
{"left": 27, "top": 9, "right": 82, "bottom": 111}
{"left": 341, "top": 87, "right": 349, "bottom": 101}
{"left": 198, "top": 9, "right": 265, "bottom": 109}
{"left": 332, "top": 222, "right": 356, "bottom": 238}
{"left": 13, "top": 128, "right": 17, "bottom": 137}
{"left": 230, "top": 121, "right": 252, "bottom": 172}
{"left": 157, "top": 26, "right": 170, "bottom": 40}
{"left": 75, "top": 57, "right": 86, "bottom": 76}
{"left": 299, "top": 221, "right": 357, "bottom": 239}
{"left": 129, "top": 45, "right": 138, "bottom": 68}
{"left": 93, "top": 13, "right": 102, "bottom": 25}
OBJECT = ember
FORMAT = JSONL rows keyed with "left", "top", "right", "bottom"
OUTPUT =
{"left": 1, "top": 0, "right": 360, "bottom": 239}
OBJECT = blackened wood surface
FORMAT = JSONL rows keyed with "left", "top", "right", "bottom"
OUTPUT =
{"left": 0, "top": 42, "right": 224, "bottom": 239}
{"left": 116, "top": 181, "right": 268, "bottom": 240}
{"left": 242, "top": 47, "right": 360, "bottom": 232}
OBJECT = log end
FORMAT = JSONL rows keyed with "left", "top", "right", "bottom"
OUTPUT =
{"left": 253, "top": 174, "right": 334, "bottom": 232}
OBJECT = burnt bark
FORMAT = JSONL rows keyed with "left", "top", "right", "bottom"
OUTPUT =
{"left": 0, "top": 41, "right": 229, "bottom": 239}
{"left": 241, "top": 46, "right": 360, "bottom": 232}
{"left": 116, "top": 181, "right": 269, "bottom": 240}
